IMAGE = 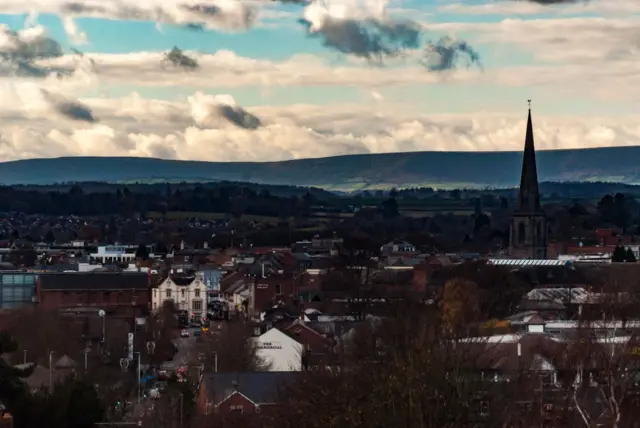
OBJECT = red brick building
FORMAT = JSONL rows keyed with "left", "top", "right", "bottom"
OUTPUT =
{"left": 251, "top": 274, "right": 297, "bottom": 314}
{"left": 36, "top": 272, "right": 150, "bottom": 314}
{"left": 197, "top": 372, "right": 298, "bottom": 419}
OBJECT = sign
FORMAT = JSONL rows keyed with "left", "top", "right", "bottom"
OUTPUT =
{"left": 128, "top": 333, "right": 134, "bottom": 360}
{"left": 257, "top": 341, "right": 282, "bottom": 349}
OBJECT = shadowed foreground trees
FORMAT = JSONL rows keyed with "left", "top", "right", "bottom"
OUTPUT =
{"left": 267, "top": 303, "right": 498, "bottom": 428}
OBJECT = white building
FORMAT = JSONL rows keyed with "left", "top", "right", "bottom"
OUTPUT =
{"left": 252, "top": 328, "right": 303, "bottom": 372}
{"left": 152, "top": 276, "right": 208, "bottom": 321}
{"left": 90, "top": 245, "right": 139, "bottom": 263}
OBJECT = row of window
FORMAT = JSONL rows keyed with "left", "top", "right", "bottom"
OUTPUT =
{"left": 153, "top": 288, "right": 202, "bottom": 298}
{"left": 0, "top": 274, "right": 37, "bottom": 286}
{"left": 153, "top": 299, "right": 203, "bottom": 311}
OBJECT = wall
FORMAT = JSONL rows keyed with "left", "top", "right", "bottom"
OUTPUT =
{"left": 251, "top": 276, "right": 296, "bottom": 314}
{"left": 39, "top": 289, "right": 149, "bottom": 311}
{"left": 254, "top": 328, "right": 303, "bottom": 371}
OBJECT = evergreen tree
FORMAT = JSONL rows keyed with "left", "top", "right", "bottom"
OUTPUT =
{"left": 135, "top": 243, "right": 150, "bottom": 261}
{"left": 625, "top": 248, "right": 637, "bottom": 263}
{"left": 612, "top": 245, "right": 627, "bottom": 262}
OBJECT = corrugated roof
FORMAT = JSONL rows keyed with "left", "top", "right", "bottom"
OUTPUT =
{"left": 488, "top": 259, "right": 570, "bottom": 266}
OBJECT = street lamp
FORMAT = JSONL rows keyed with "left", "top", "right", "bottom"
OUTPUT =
{"left": 98, "top": 309, "right": 106, "bottom": 345}
{"left": 48, "top": 351, "right": 55, "bottom": 392}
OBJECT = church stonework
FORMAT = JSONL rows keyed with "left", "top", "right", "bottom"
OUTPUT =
{"left": 509, "top": 104, "right": 548, "bottom": 259}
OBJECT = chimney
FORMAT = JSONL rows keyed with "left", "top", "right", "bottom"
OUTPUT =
{"left": 180, "top": 240, "right": 185, "bottom": 250}
{"left": 261, "top": 263, "right": 265, "bottom": 278}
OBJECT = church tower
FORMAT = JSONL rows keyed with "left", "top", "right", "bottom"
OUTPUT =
{"left": 509, "top": 102, "right": 547, "bottom": 259}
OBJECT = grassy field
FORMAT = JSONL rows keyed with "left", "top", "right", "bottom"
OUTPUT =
{"left": 147, "top": 211, "right": 283, "bottom": 223}
{"left": 400, "top": 209, "right": 475, "bottom": 218}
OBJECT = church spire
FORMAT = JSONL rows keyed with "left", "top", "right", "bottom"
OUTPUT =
{"left": 516, "top": 100, "right": 541, "bottom": 212}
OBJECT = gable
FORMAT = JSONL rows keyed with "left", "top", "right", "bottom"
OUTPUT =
{"left": 257, "top": 328, "right": 301, "bottom": 347}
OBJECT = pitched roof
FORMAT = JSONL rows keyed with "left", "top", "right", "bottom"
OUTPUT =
{"left": 202, "top": 372, "right": 298, "bottom": 405}
{"left": 38, "top": 272, "right": 149, "bottom": 291}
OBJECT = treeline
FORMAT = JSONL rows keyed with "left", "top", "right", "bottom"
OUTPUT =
{"left": 0, "top": 183, "right": 327, "bottom": 217}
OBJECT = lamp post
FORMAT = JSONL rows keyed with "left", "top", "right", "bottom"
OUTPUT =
{"left": 48, "top": 351, "right": 55, "bottom": 392}
{"left": 98, "top": 309, "right": 106, "bottom": 345}
{"left": 179, "top": 393, "right": 184, "bottom": 428}
{"left": 134, "top": 352, "right": 141, "bottom": 407}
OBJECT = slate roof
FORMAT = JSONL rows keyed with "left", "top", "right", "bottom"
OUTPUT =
{"left": 202, "top": 372, "right": 298, "bottom": 405}
{"left": 38, "top": 272, "right": 148, "bottom": 290}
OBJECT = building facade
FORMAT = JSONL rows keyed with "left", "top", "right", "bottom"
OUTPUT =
{"left": 152, "top": 276, "right": 208, "bottom": 321}
{"left": 509, "top": 105, "right": 548, "bottom": 259}
{"left": 0, "top": 271, "right": 37, "bottom": 310}
{"left": 36, "top": 272, "right": 150, "bottom": 313}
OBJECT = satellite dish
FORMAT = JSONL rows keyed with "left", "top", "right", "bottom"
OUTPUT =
{"left": 98, "top": 310, "right": 106, "bottom": 317}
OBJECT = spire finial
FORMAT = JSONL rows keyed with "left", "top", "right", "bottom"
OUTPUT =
{"left": 527, "top": 99, "right": 531, "bottom": 110}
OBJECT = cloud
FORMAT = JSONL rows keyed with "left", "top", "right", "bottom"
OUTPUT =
{"left": 299, "top": 0, "right": 421, "bottom": 62}
{"left": 162, "top": 47, "right": 199, "bottom": 69}
{"left": 0, "top": 88, "right": 637, "bottom": 162}
{"left": 40, "top": 89, "right": 97, "bottom": 122}
{"left": 0, "top": 0, "right": 257, "bottom": 32}
{"left": 0, "top": 24, "right": 63, "bottom": 61}
{"left": 188, "top": 92, "right": 261, "bottom": 129}
{"left": 422, "top": 37, "right": 481, "bottom": 71}
{"left": 61, "top": 16, "right": 88, "bottom": 45}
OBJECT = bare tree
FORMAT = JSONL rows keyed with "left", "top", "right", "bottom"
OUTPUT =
{"left": 555, "top": 266, "right": 640, "bottom": 427}
{"left": 271, "top": 301, "right": 495, "bottom": 428}
{"left": 194, "top": 322, "right": 270, "bottom": 372}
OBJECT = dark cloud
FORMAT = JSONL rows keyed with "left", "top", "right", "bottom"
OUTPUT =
{"left": 183, "top": 23, "right": 205, "bottom": 31}
{"left": 298, "top": 17, "right": 421, "bottom": 63}
{"left": 60, "top": 2, "right": 108, "bottom": 14}
{"left": 422, "top": 37, "right": 481, "bottom": 72}
{"left": 519, "top": 0, "right": 582, "bottom": 3}
{"left": 216, "top": 104, "right": 261, "bottom": 129}
{"left": 162, "top": 47, "right": 199, "bottom": 70}
{"left": 40, "top": 89, "right": 97, "bottom": 123}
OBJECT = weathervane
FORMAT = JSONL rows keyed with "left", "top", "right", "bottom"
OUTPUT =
{"left": 528, "top": 99, "right": 531, "bottom": 110}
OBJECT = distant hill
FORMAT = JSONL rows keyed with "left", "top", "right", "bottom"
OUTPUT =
{"left": 2, "top": 146, "right": 640, "bottom": 190}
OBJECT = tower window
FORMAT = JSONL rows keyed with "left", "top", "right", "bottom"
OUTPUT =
{"left": 518, "top": 223, "right": 526, "bottom": 243}
{"left": 536, "top": 222, "right": 542, "bottom": 241}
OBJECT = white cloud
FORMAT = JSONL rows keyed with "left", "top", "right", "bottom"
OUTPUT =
{"left": 0, "top": 0, "right": 259, "bottom": 32}
{"left": 0, "top": 86, "right": 637, "bottom": 162}
{"left": 440, "top": 0, "right": 640, "bottom": 16}
{"left": 61, "top": 16, "right": 88, "bottom": 45}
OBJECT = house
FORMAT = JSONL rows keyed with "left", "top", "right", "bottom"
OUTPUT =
{"left": 252, "top": 328, "right": 304, "bottom": 371}
{"left": 152, "top": 275, "right": 207, "bottom": 322}
{"left": 380, "top": 240, "right": 416, "bottom": 256}
{"left": 36, "top": 272, "right": 150, "bottom": 314}
{"left": 197, "top": 372, "right": 298, "bottom": 417}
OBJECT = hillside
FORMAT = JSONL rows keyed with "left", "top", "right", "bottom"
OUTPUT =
{"left": 2, "top": 146, "right": 640, "bottom": 190}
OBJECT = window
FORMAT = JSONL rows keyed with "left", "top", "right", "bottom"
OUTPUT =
{"left": 195, "top": 289, "right": 200, "bottom": 298}
{"left": 153, "top": 289, "right": 157, "bottom": 298}
{"left": 275, "top": 284, "right": 282, "bottom": 296}
{"left": 166, "top": 289, "right": 172, "bottom": 298}
{"left": 230, "top": 405, "right": 243, "bottom": 413}
{"left": 181, "top": 289, "right": 185, "bottom": 297}
{"left": 192, "top": 301, "right": 202, "bottom": 311}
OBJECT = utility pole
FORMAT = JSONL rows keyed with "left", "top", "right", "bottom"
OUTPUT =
{"left": 179, "top": 393, "right": 184, "bottom": 428}
{"left": 135, "top": 352, "right": 141, "bottom": 407}
{"left": 48, "top": 351, "right": 55, "bottom": 392}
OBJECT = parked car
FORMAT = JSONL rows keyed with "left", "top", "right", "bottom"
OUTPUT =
{"left": 193, "top": 329, "right": 201, "bottom": 337}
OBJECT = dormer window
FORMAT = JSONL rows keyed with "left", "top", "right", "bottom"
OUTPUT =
{"left": 195, "top": 289, "right": 200, "bottom": 298}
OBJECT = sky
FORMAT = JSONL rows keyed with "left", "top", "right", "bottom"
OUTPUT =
{"left": 0, "top": 0, "right": 638, "bottom": 162}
